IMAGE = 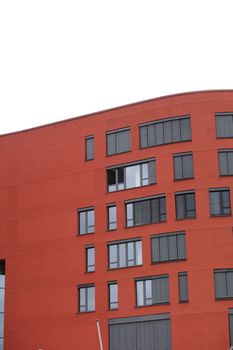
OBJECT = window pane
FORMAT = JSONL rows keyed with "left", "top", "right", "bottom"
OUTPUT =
{"left": 107, "top": 133, "right": 116, "bottom": 155}
{"left": 215, "top": 272, "right": 227, "bottom": 298}
{"left": 168, "top": 235, "right": 177, "bottom": 260}
{"left": 155, "top": 123, "right": 164, "bottom": 145}
{"left": 117, "top": 168, "right": 124, "bottom": 190}
{"left": 87, "top": 210, "right": 94, "bottom": 233}
{"left": 227, "top": 271, "right": 233, "bottom": 297}
{"left": 216, "top": 115, "right": 233, "bottom": 137}
{"left": 210, "top": 192, "right": 221, "bottom": 215}
{"left": 180, "top": 118, "right": 191, "bottom": 140}
{"left": 136, "top": 241, "right": 142, "bottom": 265}
{"left": 228, "top": 152, "right": 233, "bottom": 174}
{"left": 87, "top": 287, "right": 95, "bottom": 311}
{"left": 148, "top": 124, "right": 156, "bottom": 146}
{"left": 126, "top": 204, "right": 134, "bottom": 227}
{"left": 109, "top": 245, "right": 118, "bottom": 268}
{"left": 80, "top": 288, "right": 86, "bottom": 308}
{"left": 127, "top": 242, "right": 134, "bottom": 266}
{"left": 176, "top": 195, "right": 185, "bottom": 219}
{"left": 164, "top": 121, "right": 172, "bottom": 143}
{"left": 117, "top": 130, "right": 130, "bottom": 153}
{"left": 174, "top": 156, "right": 183, "bottom": 180}
{"left": 172, "top": 119, "right": 181, "bottom": 142}
{"left": 179, "top": 273, "right": 188, "bottom": 302}
{"left": 108, "top": 206, "right": 117, "bottom": 230}
{"left": 0, "top": 314, "right": 3, "bottom": 338}
{"left": 186, "top": 193, "right": 196, "bottom": 218}
{"left": 0, "top": 338, "right": 3, "bottom": 350}
{"left": 109, "top": 284, "right": 118, "bottom": 308}
{"left": 86, "top": 137, "right": 94, "bottom": 160}
{"left": 0, "top": 277, "right": 4, "bottom": 289}
{"left": 142, "top": 163, "right": 149, "bottom": 185}
{"left": 145, "top": 280, "right": 152, "bottom": 305}
{"left": 108, "top": 169, "right": 116, "bottom": 192}
{"left": 151, "top": 237, "right": 160, "bottom": 262}
{"left": 148, "top": 161, "right": 156, "bottom": 184}
{"left": 119, "top": 244, "right": 126, "bottom": 267}
{"left": 160, "top": 236, "right": 169, "bottom": 261}
{"left": 177, "top": 234, "right": 186, "bottom": 259}
{"left": 125, "top": 165, "right": 140, "bottom": 188}
{"left": 222, "top": 191, "right": 231, "bottom": 214}
{"left": 136, "top": 281, "right": 144, "bottom": 306}
{"left": 87, "top": 248, "right": 95, "bottom": 272}
{"left": 79, "top": 212, "right": 86, "bottom": 234}
{"left": 134, "top": 200, "right": 150, "bottom": 225}
{"left": 140, "top": 126, "right": 148, "bottom": 148}
{"left": 183, "top": 155, "right": 193, "bottom": 178}
{"left": 219, "top": 152, "right": 228, "bottom": 175}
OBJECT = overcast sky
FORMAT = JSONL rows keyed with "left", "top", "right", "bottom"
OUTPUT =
{"left": 0, "top": 0, "right": 233, "bottom": 134}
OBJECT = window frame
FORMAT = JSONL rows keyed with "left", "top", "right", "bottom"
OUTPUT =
{"left": 108, "top": 238, "right": 142, "bottom": 270}
{"left": 78, "top": 284, "right": 95, "bottom": 313}
{"left": 178, "top": 272, "right": 189, "bottom": 303}
{"left": 107, "top": 204, "right": 117, "bottom": 231}
{"left": 218, "top": 149, "right": 233, "bottom": 176}
{"left": 173, "top": 152, "right": 194, "bottom": 180}
{"left": 85, "top": 245, "right": 95, "bottom": 273}
{"left": 175, "top": 190, "right": 196, "bottom": 220}
{"left": 78, "top": 207, "right": 95, "bottom": 235}
{"left": 108, "top": 281, "right": 118, "bottom": 310}
{"left": 85, "top": 135, "right": 94, "bottom": 161}
{"left": 214, "top": 269, "right": 233, "bottom": 300}
{"left": 209, "top": 188, "right": 231, "bottom": 217}
{"left": 216, "top": 113, "right": 233, "bottom": 138}
{"left": 106, "top": 127, "right": 131, "bottom": 156}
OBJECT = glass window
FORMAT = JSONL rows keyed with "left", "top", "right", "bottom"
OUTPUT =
{"left": 78, "top": 285, "right": 95, "bottom": 312}
{"left": 175, "top": 192, "right": 196, "bottom": 219}
{"left": 174, "top": 153, "right": 194, "bottom": 180}
{"left": 86, "top": 247, "right": 95, "bottom": 272}
{"left": 151, "top": 232, "right": 186, "bottom": 263}
{"left": 218, "top": 150, "right": 233, "bottom": 176}
{"left": 216, "top": 114, "right": 233, "bottom": 138}
{"left": 214, "top": 270, "right": 233, "bottom": 299}
{"left": 109, "top": 282, "right": 118, "bottom": 310}
{"left": 178, "top": 272, "right": 189, "bottom": 302}
{"left": 136, "top": 275, "right": 169, "bottom": 306}
{"left": 85, "top": 136, "right": 94, "bottom": 160}
{"left": 78, "top": 208, "right": 95, "bottom": 234}
{"left": 107, "top": 128, "right": 131, "bottom": 155}
{"left": 108, "top": 240, "right": 142, "bottom": 269}
{"left": 209, "top": 189, "right": 231, "bottom": 216}
{"left": 108, "top": 205, "right": 117, "bottom": 230}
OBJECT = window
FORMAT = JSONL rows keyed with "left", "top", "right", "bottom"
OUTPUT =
{"left": 216, "top": 113, "right": 233, "bottom": 138}
{"left": 108, "top": 205, "right": 117, "bottom": 230}
{"left": 151, "top": 232, "right": 186, "bottom": 263}
{"left": 229, "top": 309, "right": 233, "bottom": 347}
{"left": 0, "top": 261, "right": 5, "bottom": 349}
{"left": 78, "top": 208, "right": 95, "bottom": 234}
{"left": 173, "top": 153, "right": 194, "bottom": 180}
{"left": 108, "top": 282, "right": 118, "bottom": 310}
{"left": 218, "top": 150, "right": 233, "bottom": 176}
{"left": 140, "top": 116, "right": 191, "bottom": 148}
{"left": 85, "top": 136, "right": 94, "bottom": 160}
{"left": 126, "top": 195, "right": 166, "bottom": 227}
{"left": 78, "top": 284, "right": 95, "bottom": 312}
{"left": 214, "top": 269, "right": 233, "bottom": 299}
{"left": 107, "top": 159, "right": 156, "bottom": 192}
{"left": 178, "top": 272, "right": 189, "bottom": 302}
{"left": 107, "top": 128, "right": 131, "bottom": 156}
{"left": 86, "top": 246, "right": 95, "bottom": 272}
{"left": 175, "top": 191, "right": 196, "bottom": 219}
{"left": 108, "top": 239, "right": 142, "bottom": 269}
{"left": 136, "top": 275, "right": 169, "bottom": 306}
{"left": 209, "top": 188, "right": 231, "bottom": 216}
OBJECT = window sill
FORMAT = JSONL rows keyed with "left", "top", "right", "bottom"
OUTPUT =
{"left": 174, "top": 177, "right": 194, "bottom": 181}
{"left": 210, "top": 214, "right": 232, "bottom": 218}
{"left": 108, "top": 264, "right": 143, "bottom": 271}
{"left": 135, "top": 302, "right": 170, "bottom": 308}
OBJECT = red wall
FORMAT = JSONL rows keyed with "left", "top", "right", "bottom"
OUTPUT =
{"left": 0, "top": 90, "right": 233, "bottom": 349}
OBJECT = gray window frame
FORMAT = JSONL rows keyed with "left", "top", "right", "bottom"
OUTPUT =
{"left": 78, "top": 207, "right": 95, "bottom": 235}
{"left": 135, "top": 274, "right": 170, "bottom": 306}
{"left": 178, "top": 272, "right": 189, "bottom": 303}
{"left": 126, "top": 195, "right": 166, "bottom": 227}
{"left": 209, "top": 188, "right": 231, "bottom": 217}
{"left": 173, "top": 152, "right": 194, "bottom": 180}
{"left": 216, "top": 113, "right": 233, "bottom": 138}
{"left": 140, "top": 115, "right": 191, "bottom": 148}
{"left": 107, "top": 204, "right": 117, "bottom": 231}
{"left": 108, "top": 239, "right": 142, "bottom": 269}
{"left": 106, "top": 127, "right": 131, "bottom": 156}
{"left": 218, "top": 149, "right": 233, "bottom": 176}
{"left": 85, "top": 135, "right": 94, "bottom": 160}
{"left": 86, "top": 246, "right": 95, "bottom": 272}
{"left": 151, "top": 231, "right": 186, "bottom": 263}
{"left": 175, "top": 191, "right": 196, "bottom": 220}
{"left": 214, "top": 269, "right": 233, "bottom": 300}
{"left": 108, "top": 281, "right": 118, "bottom": 310}
{"left": 78, "top": 284, "right": 95, "bottom": 313}
{"left": 107, "top": 159, "right": 156, "bottom": 192}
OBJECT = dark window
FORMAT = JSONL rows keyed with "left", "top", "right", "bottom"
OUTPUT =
{"left": 218, "top": 150, "right": 233, "bottom": 176}
{"left": 108, "top": 205, "right": 117, "bottom": 230}
{"left": 107, "top": 128, "right": 131, "bottom": 156}
{"left": 216, "top": 114, "right": 233, "bottom": 138}
{"left": 0, "top": 261, "right": 5, "bottom": 348}
{"left": 108, "top": 282, "right": 118, "bottom": 310}
{"left": 140, "top": 116, "right": 191, "bottom": 148}
{"left": 175, "top": 191, "right": 196, "bottom": 219}
{"left": 214, "top": 269, "right": 233, "bottom": 300}
{"left": 126, "top": 195, "right": 166, "bottom": 227}
{"left": 108, "top": 240, "right": 142, "bottom": 269}
{"left": 78, "top": 208, "right": 95, "bottom": 234}
{"left": 136, "top": 275, "right": 169, "bottom": 306}
{"left": 173, "top": 153, "right": 194, "bottom": 180}
{"left": 85, "top": 136, "right": 94, "bottom": 160}
{"left": 229, "top": 309, "right": 233, "bottom": 347}
{"left": 209, "top": 188, "right": 231, "bottom": 216}
{"left": 78, "top": 285, "right": 95, "bottom": 312}
{"left": 151, "top": 232, "right": 186, "bottom": 263}
{"left": 86, "top": 246, "right": 95, "bottom": 272}
{"left": 107, "top": 160, "right": 155, "bottom": 192}
{"left": 178, "top": 272, "right": 189, "bottom": 302}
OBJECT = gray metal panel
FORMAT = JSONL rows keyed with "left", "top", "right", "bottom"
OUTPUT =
{"left": 157, "top": 319, "right": 171, "bottom": 350}
{"left": 136, "top": 320, "right": 156, "bottom": 350}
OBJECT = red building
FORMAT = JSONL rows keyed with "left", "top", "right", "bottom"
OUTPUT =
{"left": 0, "top": 90, "right": 233, "bottom": 350}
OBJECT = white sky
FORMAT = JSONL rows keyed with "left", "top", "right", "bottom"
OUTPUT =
{"left": 0, "top": 0, "right": 233, "bottom": 134}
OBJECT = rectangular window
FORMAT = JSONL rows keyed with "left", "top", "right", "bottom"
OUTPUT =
{"left": 107, "top": 128, "right": 131, "bottom": 156}
{"left": 173, "top": 153, "right": 194, "bottom": 180}
{"left": 85, "top": 136, "right": 94, "bottom": 160}
{"left": 108, "top": 205, "right": 117, "bottom": 230}
{"left": 78, "top": 208, "right": 95, "bottom": 234}
{"left": 126, "top": 195, "right": 166, "bottom": 227}
{"left": 107, "top": 159, "right": 156, "bottom": 192}
{"left": 151, "top": 232, "right": 186, "bottom": 263}
{"left": 209, "top": 188, "right": 231, "bottom": 216}
{"left": 86, "top": 246, "right": 95, "bottom": 272}
{"left": 214, "top": 269, "right": 233, "bottom": 300}
{"left": 140, "top": 116, "right": 191, "bottom": 148}
{"left": 216, "top": 113, "right": 233, "bottom": 138}
{"left": 178, "top": 272, "right": 189, "bottom": 302}
{"left": 175, "top": 191, "right": 196, "bottom": 219}
{"left": 229, "top": 309, "right": 233, "bottom": 347}
{"left": 218, "top": 150, "right": 233, "bottom": 176}
{"left": 78, "top": 284, "right": 95, "bottom": 312}
{"left": 0, "top": 261, "right": 5, "bottom": 349}
{"left": 108, "top": 282, "right": 118, "bottom": 310}
{"left": 136, "top": 275, "right": 169, "bottom": 306}
{"left": 108, "top": 239, "right": 142, "bottom": 269}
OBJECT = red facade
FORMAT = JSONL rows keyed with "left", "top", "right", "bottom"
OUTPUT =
{"left": 1, "top": 90, "right": 233, "bottom": 350}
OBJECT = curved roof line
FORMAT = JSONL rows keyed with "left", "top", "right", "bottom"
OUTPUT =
{"left": 1, "top": 89, "right": 233, "bottom": 137}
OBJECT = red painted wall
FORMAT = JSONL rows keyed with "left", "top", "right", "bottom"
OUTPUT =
{"left": 0, "top": 90, "right": 233, "bottom": 350}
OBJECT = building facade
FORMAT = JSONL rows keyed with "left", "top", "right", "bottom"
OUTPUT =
{"left": 0, "top": 90, "right": 233, "bottom": 350}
